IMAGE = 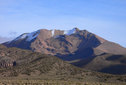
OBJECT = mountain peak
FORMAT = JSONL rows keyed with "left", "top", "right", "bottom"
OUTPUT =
{"left": 10, "top": 28, "right": 80, "bottom": 43}
{"left": 50, "top": 28, "right": 80, "bottom": 37}
{"left": 6, "top": 28, "right": 102, "bottom": 44}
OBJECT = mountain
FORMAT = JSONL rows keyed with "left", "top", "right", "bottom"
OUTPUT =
{"left": 3, "top": 28, "right": 126, "bottom": 74}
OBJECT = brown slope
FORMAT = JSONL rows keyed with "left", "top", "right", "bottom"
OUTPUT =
{"left": 96, "top": 41, "right": 126, "bottom": 55}
{"left": 69, "top": 47, "right": 126, "bottom": 74}
{"left": 83, "top": 53, "right": 126, "bottom": 74}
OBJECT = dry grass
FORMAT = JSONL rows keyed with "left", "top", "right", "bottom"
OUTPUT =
{"left": 0, "top": 79, "right": 126, "bottom": 85}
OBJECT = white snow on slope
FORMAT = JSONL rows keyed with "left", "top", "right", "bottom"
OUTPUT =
{"left": 51, "top": 29, "right": 55, "bottom": 36}
{"left": 26, "top": 30, "right": 40, "bottom": 41}
{"left": 64, "top": 28, "right": 76, "bottom": 35}
{"left": 14, "top": 33, "right": 28, "bottom": 41}
{"left": 51, "top": 28, "right": 76, "bottom": 37}
{"left": 12, "top": 30, "right": 40, "bottom": 42}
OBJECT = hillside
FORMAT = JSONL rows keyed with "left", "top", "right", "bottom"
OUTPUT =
{"left": 0, "top": 45, "right": 83, "bottom": 77}
{"left": 0, "top": 45, "right": 126, "bottom": 84}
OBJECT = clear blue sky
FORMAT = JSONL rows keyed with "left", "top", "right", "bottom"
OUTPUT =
{"left": 0, "top": 0, "right": 126, "bottom": 47}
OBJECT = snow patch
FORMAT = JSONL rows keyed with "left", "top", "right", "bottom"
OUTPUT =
{"left": 26, "top": 30, "right": 40, "bottom": 41}
{"left": 14, "top": 33, "right": 28, "bottom": 41}
{"left": 64, "top": 28, "right": 76, "bottom": 35}
{"left": 51, "top": 29, "right": 55, "bottom": 36}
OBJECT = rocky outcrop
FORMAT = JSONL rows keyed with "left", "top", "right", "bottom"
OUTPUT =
{"left": 0, "top": 56, "right": 16, "bottom": 68}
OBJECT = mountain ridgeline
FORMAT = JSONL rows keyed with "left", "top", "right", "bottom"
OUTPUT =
{"left": 3, "top": 28, "right": 126, "bottom": 74}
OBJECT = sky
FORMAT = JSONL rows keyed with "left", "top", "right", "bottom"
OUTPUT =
{"left": 0, "top": 0, "right": 126, "bottom": 47}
